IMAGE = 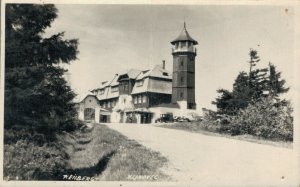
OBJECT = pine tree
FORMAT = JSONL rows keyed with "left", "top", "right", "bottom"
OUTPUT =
{"left": 213, "top": 49, "right": 268, "bottom": 115}
{"left": 247, "top": 49, "right": 269, "bottom": 100}
{"left": 268, "top": 63, "right": 289, "bottom": 98}
{"left": 212, "top": 72, "right": 250, "bottom": 115}
{"left": 5, "top": 4, "right": 79, "bottom": 133}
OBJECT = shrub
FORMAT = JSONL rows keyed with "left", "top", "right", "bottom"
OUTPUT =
{"left": 226, "top": 97, "right": 293, "bottom": 141}
{"left": 4, "top": 129, "right": 69, "bottom": 180}
{"left": 60, "top": 119, "right": 85, "bottom": 132}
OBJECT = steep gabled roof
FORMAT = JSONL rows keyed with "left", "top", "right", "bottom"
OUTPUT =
{"left": 73, "top": 92, "right": 96, "bottom": 103}
{"left": 171, "top": 22, "right": 198, "bottom": 45}
{"left": 136, "top": 65, "right": 172, "bottom": 80}
{"left": 98, "top": 81, "right": 110, "bottom": 89}
{"left": 128, "top": 69, "right": 142, "bottom": 79}
{"left": 118, "top": 69, "right": 142, "bottom": 81}
{"left": 110, "top": 74, "right": 120, "bottom": 86}
{"left": 132, "top": 65, "right": 172, "bottom": 95}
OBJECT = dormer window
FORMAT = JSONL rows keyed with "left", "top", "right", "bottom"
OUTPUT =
{"left": 99, "top": 89, "right": 104, "bottom": 95}
{"left": 136, "top": 80, "right": 144, "bottom": 87}
{"left": 111, "top": 86, "right": 118, "bottom": 93}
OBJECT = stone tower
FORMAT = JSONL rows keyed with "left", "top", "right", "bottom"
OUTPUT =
{"left": 171, "top": 22, "right": 198, "bottom": 109}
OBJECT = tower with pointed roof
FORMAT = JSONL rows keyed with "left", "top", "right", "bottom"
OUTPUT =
{"left": 171, "top": 22, "right": 197, "bottom": 109}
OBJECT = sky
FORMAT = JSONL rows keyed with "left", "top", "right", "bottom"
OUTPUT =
{"left": 44, "top": 4, "right": 295, "bottom": 112}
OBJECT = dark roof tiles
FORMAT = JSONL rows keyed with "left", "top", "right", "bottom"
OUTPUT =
{"left": 171, "top": 23, "right": 198, "bottom": 45}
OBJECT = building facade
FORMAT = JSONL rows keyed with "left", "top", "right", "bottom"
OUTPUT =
{"left": 75, "top": 23, "right": 198, "bottom": 124}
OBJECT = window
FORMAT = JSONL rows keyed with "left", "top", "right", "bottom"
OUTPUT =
{"left": 187, "top": 42, "right": 191, "bottom": 47}
{"left": 119, "top": 83, "right": 124, "bottom": 92}
{"left": 99, "top": 89, "right": 104, "bottom": 95}
{"left": 108, "top": 101, "right": 111, "bottom": 108}
{"left": 180, "top": 92, "right": 184, "bottom": 99}
{"left": 136, "top": 80, "right": 144, "bottom": 87}
{"left": 111, "top": 86, "right": 118, "bottom": 92}
{"left": 138, "top": 95, "right": 142, "bottom": 103}
{"left": 163, "top": 72, "right": 168, "bottom": 76}
{"left": 181, "top": 42, "right": 186, "bottom": 47}
{"left": 181, "top": 76, "right": 184, "bottom": 83}
{"left": 134, "top": 96, "right": 138, "bottom": 104}
{"left": 142, "top": 95, "right": 147, "bottom": 103}
{"left": 124, "top": 82, "right": 128, "bottom": 91}
{"left": 175, "top": 43, "right": 178, "bottom": 49}
{"left": 180, "top": 61, "right": 184, "bottom": 66}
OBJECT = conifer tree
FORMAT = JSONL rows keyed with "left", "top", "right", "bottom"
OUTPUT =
{"left": 248, "top": 49, "right": 269, "bottom": 100}
{"left": 268, "top": 63, "right": 289, "bottom": 98}
{"left": 5, "top": 4, "right": 79, "bottom": 133}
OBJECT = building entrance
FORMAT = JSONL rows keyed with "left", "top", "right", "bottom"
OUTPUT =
{"left": 84, "top": 108, "right": 95, "bottom": 121}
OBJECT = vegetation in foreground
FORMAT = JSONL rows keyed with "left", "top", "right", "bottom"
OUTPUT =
{"left": 4, "top": 123, "right": 169, "bottom": 181}
{"left": 4, "top": 4, "right": 168, "bottom": 181}
{"left": 63, "top": 123, "right": 169, "bottom": 181}
{"left": 4, "top": 4, "right": 80, "bottom": 181}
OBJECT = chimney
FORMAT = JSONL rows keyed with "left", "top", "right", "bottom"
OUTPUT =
{"left": 162, "top": 60, "right": 165, "bottom": 69}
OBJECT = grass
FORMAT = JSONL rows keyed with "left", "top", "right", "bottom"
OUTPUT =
{"left": 4, "top": 122, "right": 169, "bottom": 181}
{"left": 157, "top": 122, "right": 293, "bottom": 149}
{"left": 4, "top": 129, "right": 69, "bottom": 180}
{"left": 63, "top": 123, "right": 169, "bottom": 181}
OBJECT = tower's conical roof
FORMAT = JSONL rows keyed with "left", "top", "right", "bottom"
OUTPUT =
{"left": 171, "top": 22, "right": 198, "bottom": 45}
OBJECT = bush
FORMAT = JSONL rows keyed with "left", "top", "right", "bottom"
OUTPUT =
{"left": 225, "top": 97, "right": 293, "bottom": 141}
{"left": 4, "top": 129, "right": 69, "bottom": 180}
{"left": 60, "top": 119, "right": 85, "bottom": 132}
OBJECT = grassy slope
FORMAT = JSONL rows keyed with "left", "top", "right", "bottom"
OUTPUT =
{"left": 4, "top": 129, "right": 69, "bottom": 180}
{"left": 158, "top": 122, "right": 292, "bottom": 149}
{"left": 63, "top": 123, "right": 169, "bottom": 181}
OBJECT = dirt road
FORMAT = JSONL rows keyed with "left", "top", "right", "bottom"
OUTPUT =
{"left": 106, "top": 123, "right": 298, "bottom": 186}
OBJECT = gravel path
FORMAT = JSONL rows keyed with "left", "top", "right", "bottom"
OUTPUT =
{"left": 106, "top": 123, "right": 298, "bottom": 186}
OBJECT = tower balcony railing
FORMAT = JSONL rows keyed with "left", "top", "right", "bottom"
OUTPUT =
{"left": 172, "top": 46, "right": 197, "bottom": 54}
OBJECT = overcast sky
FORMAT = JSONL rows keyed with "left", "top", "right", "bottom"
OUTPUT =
{"left": 44, "top": 4, "right": 295, "bottom": 111}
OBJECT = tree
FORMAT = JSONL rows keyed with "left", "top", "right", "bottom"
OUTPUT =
{"left": 212, "top": 49, "right": 286, "bottom": 116}
{"left": 212, "top": 89, "right": 234, "bottom": 115}
{"left": 5, "top": 4, "right": 79, "bottom": 134}
{"left": 248, "top": 49, "right": 260, "bottom": 76}
{"left": 212, "top": 72, "right": 250, "bottom": 115}
{"left": 247, "top": 49, "right": 269, "bottom": 100}
{"left": 268, "top": 63, "right": 289, "bottom": 98}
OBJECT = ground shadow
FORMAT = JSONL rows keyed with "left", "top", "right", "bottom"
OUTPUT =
{"left": 63, "top": 150, "right": 116, "bottom": 180}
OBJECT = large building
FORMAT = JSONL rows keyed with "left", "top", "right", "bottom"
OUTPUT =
{"left": 75, "top": 23, "right": 198, "bottom": 124}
